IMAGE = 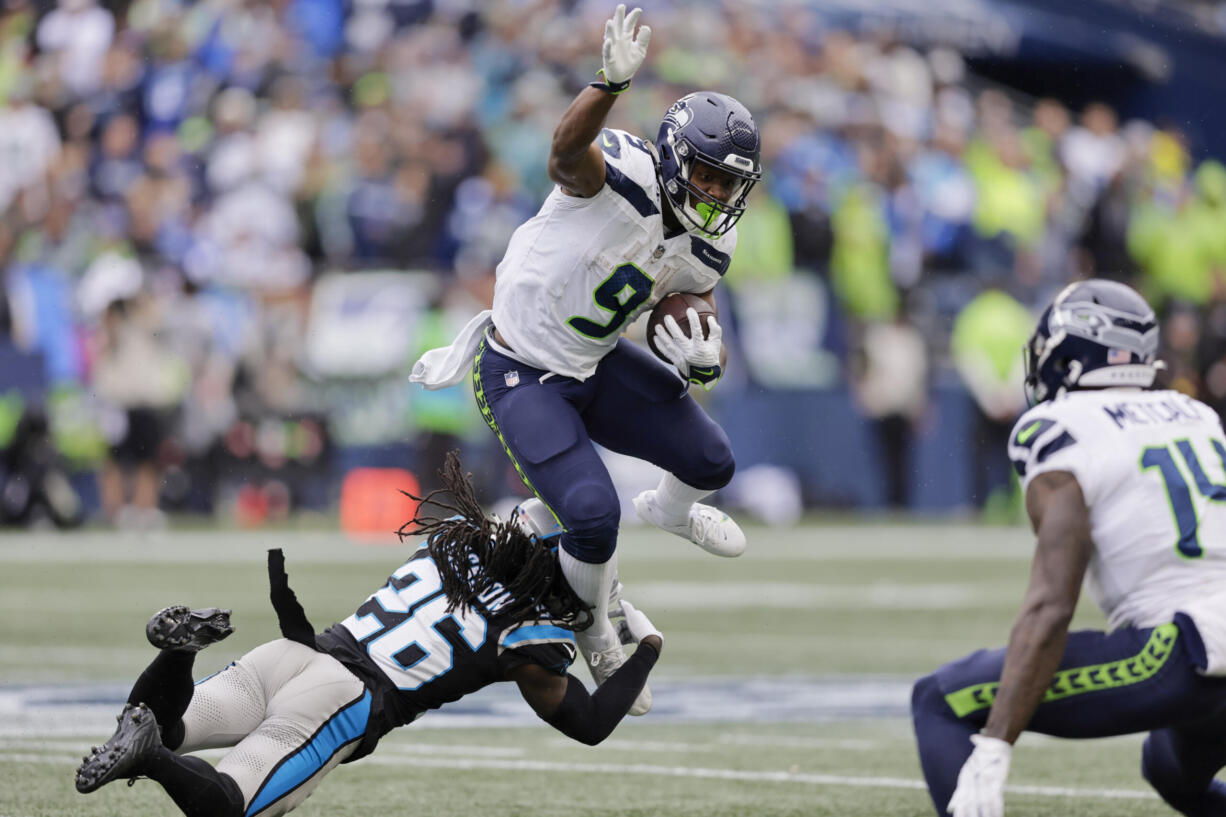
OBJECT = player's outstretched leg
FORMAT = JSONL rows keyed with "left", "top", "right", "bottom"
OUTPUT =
{"left": 147, "top": 606, "right": 234, "bottom": 652}
{"left": 634, "top": 474, "right": 745, "bottom": 557}
{"left": 76, "top": 703, "right": 162, "bottom": 792}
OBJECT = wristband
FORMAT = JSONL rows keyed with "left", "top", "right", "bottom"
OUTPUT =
{"left": 589, "top": 69, "right": 631, "bottom": 95}
{"left": 687, "top": 363, "right": 722, "bottom": 389}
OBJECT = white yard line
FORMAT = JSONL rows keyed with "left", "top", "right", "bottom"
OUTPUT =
{"left": 0, "top": 526, "right": 1036, "bottom": 565}
{"left": 0, "top": 751, "right": 1159, "bottom": 802}
{"left": 360, "top": 754, "right": 1157, "bottom": 800}
{"left": 554, "top": 735, "right": 883, "bottom": 753}
{"left": 720, "top": 733, "right": 880, "bottom": 750}
{"left": 381, "top": 743, "right": 526, "bottom": 758}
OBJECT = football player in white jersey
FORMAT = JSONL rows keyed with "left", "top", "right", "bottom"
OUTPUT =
{"left": 75, "top": 453, "right": 663, "bottom": 817}
{"left": 411, "top": 5, "right": 762, "bottom": 715}
{"left": 912, "top": 280, "right": 1226, "bottom": 817}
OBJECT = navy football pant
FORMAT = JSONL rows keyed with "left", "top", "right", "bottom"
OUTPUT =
{"left": 911, "top": 615, "right": 1226, "bottom": 816}
{"left": 473, "top": 336, "right": 735, "bottom": 563}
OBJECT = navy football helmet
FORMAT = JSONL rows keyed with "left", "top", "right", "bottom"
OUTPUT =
{"left": 655, "top": 92, "right": 762, "bottom": 238}
{"left": 1024, "top": 280, "right": 1162, "bottom": 405}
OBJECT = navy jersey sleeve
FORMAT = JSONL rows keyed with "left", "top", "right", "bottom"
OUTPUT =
{"left": 497, "top": 619, "right": 579, "bottom": 677}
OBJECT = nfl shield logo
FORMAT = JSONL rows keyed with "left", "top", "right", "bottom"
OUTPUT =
{"left": 504, "top": 371, "right": 520, "bottom": 387}
{"left": 1107, "top": 348, "right": 1131, "bottom": 364}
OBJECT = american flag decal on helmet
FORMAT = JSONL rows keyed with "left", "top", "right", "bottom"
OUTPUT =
{"left": 1107, "top": 348, "right": 1131, "bottom": 364}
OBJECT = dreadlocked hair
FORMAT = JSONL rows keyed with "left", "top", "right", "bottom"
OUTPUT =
{"left": 397, "top": 451, "right": 593, "bottom": 631}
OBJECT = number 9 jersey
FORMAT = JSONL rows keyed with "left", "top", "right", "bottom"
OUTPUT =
{"left": 491, "top": 128, "right": 737, "bottom": 380}
{"left": 1008, "top": 388, "right": 1226, "bottom": 672}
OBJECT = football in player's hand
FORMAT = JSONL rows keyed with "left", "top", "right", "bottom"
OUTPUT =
{"left": 647, "top": 292, "right": 715, "bottom": 362}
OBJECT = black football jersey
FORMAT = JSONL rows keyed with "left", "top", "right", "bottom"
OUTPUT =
{"left": 316, "top": 546, "right": 578, "bottom": 747}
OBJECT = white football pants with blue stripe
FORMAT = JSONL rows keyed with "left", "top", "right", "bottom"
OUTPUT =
{"left": 179, "top": 639, "right": 369, "bottom": 817}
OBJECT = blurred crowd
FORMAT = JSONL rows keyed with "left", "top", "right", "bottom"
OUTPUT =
{"left": 1, "top": 0, "right": 1225, "bottom": 527}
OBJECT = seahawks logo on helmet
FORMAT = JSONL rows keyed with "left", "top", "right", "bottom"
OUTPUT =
{"left": 1024, "top": 280, "right": 1163, "bottom": 405}
{"left": 664, "top": 98, "right": 695, "bottom": 130}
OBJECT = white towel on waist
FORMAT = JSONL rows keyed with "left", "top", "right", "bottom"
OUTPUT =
{"left": 409, "top": 309, "right": 493, "bottom": 390}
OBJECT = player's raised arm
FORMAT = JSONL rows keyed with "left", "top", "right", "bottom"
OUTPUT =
{"left": 510, "top": 602, "right": 662, "bottom": 745}
{"left": 947, "top": 470, "right": 1093, "bottom": 816}
{"left": 548, "top": 4, "right": 651, "bottom": 197}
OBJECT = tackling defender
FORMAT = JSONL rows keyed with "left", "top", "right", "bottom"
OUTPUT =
{"left": 912, "top": 280, "right": 1226, "bottom": 817}
{"left": 412, "top": 4, "right": 762, "bottom": 714}
{"left": 75, "top": 454, "right": 662, "bottom": 817}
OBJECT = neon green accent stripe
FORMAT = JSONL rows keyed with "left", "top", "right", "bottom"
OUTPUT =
{"left": 472, "top": 340, "right": 564, "bottom": 529}
{"left": 943, "top": 623, "right": 1180, "bottom": 718}
{"left": 1016, "top": 420, "right": 1042, "bottom": 444}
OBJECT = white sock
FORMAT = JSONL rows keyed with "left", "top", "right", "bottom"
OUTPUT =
{"left": 559, "top": 548, "right": 618, "bottom": 651}
{"left": 650, "top": 473, "right": 712, "bottom": 525}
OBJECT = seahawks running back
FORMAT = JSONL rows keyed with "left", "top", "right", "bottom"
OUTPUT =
{"left": 912, "top": 280, "right": 1226, "bottom": 817}
{"left": 411, "top": 4, "right": 761, "bottom": 717}
{"left": 75, "top": 454, "right": 663, "bottom": 817}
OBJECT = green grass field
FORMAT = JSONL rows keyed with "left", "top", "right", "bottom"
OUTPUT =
{"left": 0, "top": 521, "right": 1177, "bottom": 816}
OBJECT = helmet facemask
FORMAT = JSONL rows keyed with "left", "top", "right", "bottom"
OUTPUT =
{"left": 1022, "top": 319, "right": 1052, "bottom": 407}
{"left": 663, "top": 135, "right": 760, "bottom": 238}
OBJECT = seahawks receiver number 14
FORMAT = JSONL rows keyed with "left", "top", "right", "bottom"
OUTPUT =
{"left": 912, "top": 280, "right": 1226, "bottom": 817}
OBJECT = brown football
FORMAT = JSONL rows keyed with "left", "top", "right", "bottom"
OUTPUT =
{"left": 646, "top": 292, "right": 715, "bottom": 361}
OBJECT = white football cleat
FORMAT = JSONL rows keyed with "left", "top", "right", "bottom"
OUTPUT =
{"left": 633, "top": 490, "right": 746, "bottom": 557}
{"left": 579, "top": 635, "right": 652, "bottom": 716}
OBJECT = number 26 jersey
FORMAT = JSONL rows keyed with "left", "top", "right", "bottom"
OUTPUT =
{"left": 491, "top": 128, "right": 737, "bottom": 380}
{"left": 315, "top": 548, "right": 578, "bottom": 738}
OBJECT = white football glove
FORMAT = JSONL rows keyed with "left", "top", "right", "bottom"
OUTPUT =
{"left": 948, "top": 734, "right": 1012, "bottom": 817}
{"left": 653, "top": 308, "right": 723, "bottom": 390}
{"left": 618, "top": 600, "right": 662, "bottom": 646}
{"left": 600, "top": 4, "right": 651, "bottom": 88}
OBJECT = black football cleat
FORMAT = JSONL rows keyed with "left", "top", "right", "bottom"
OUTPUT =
{"left": 75, "top": 703, "right": 161, "bottom": 793}
{"left": 146, "top": 605, "right": 234, "bottom": 652}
